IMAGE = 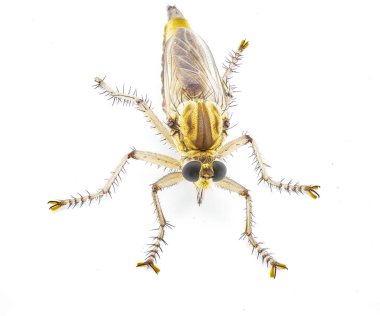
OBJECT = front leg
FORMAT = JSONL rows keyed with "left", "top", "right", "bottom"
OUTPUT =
{"left": 48, "top": 150, "right": 181, "bottom": 211}
{"left": 215, "top": 177, "right": 287, "bottom": 278}
{"left": 217, "top": 135, "right": 320, "bottom": 199}
{"left": 94, "top": 77, "right": 176, "bottom": 149}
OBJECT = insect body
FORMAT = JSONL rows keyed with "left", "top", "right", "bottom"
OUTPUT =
{"left": 49, "top": 6, "right": 320, "bottom": 278}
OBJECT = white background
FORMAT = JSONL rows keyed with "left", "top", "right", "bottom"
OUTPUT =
{"left": 1, "top": 0, "right": 379, "bottom": 315}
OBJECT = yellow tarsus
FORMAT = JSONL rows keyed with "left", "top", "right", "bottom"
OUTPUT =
{"left": 270, "top": 263, "right": 287, "bottom": 278}
{"left": 239, "top": 39, "right": 249, "bottom": 50}
{"left": 136, "top": 262, "right": 161, "bottom": 274}
{"left": 307, "top": 185, "right": 320, "bottom": 199}
{"left": 48, "top": 201, "right": 62, "bottom": 211}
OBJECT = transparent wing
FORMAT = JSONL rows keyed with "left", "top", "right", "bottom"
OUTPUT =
{"left": 163, "top": 28, "right": 226, "bottom": 117}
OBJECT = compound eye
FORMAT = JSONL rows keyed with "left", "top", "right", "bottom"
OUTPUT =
{"left": 182, "top": 161, "right": 201, "bottom": 182}
{"left": 212, "top": 161, "right": 227, "bottom": 182}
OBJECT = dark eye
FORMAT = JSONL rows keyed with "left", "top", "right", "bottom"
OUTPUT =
{"left": 182, "top": 161, "right": 201, "bottom": 182}
{"left": 212, "top": 161, "right": 227, "bottom": 182}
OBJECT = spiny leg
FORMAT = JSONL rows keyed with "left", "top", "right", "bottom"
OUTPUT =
{"left": 94, "top": 77, "right": 177, "bottom": 149}
{"left": 221, "top": 39, "right": 249, "bottom": 108}
{"left": 217, "top": 135, "right": 320, "bottom": 199}
{"left": 136, "top": 172, "right": 183, "bottom": 274}
{"left": 215, "top": 177, "right": 287, "bottom": 278}
{"left": 48, "top": 150, "right": 181, "bottom": 211}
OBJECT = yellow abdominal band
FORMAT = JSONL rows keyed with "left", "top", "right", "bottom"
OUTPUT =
{"left": 165, "top": 18, "right": 190, "bottom": 40}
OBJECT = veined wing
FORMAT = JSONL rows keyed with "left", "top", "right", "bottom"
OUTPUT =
{"left": 163, "top": 27, "right": 226, "bottom": 118}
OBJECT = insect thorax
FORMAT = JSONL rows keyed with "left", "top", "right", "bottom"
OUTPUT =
{"left": 172, "top": 99, "right": 224, "bottom": 154}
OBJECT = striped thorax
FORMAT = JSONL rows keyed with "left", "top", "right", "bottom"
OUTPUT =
{"left": 179, "top": 100, "right": 223, "bottom": 152}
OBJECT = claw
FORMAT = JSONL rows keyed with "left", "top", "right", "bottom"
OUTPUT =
{"left": 306, "top": 185, "right": 320, "bottom": 199}
{"left": 48, "top": 201, "right": 62, "bottom": 211}
{"left": 270, "top": 262, "right": 287, "bottom": 279}
{"left": 136, "top": 261, "right": 160, "bottom": 274}
{"left": 239, "top": 39, "right": 249, "bottom": 50}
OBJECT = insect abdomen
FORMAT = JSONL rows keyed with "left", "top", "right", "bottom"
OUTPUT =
{"left": 179, "top": 100, "right": 223, "bottom": 151}
{"left": 162, "top": 6, "right": 226, "bottom": 118}
{"left": 164, "top": 7, "right": 190, "bottom": 42}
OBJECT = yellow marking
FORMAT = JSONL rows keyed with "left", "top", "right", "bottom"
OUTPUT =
{"left": 195, "top": 178, "right": 211, "bottom": 189}
{"left": 185, "top": 150, "right": 217, "bottom": 159}
{"left": 199, "top": 163, "right": 214, "bottom": 179}
{"left": 180, "top": 100, "right": 223, "bottom": 151}
{"left": 239, "top": 39, "right": 249, "bottom": 50}
{"left": 136, "top": 261, "right": 160, "bottom": 274}
{"left": 308, "top": 191, "right": 317, "bottom": 199}
{"left": 165, "top": 18, "right": 190, "bottom": 41}
{"left": 307, "top": 185, "right": 320, "bottom": 199}
{"left": 48, "top": 201, "right": 62, "bottom": 211}
{"left": 269, "top": 266, "right": 275, "bottom": 278}
{"left": 270, "top": 263, "right": 287, "bottom": 278}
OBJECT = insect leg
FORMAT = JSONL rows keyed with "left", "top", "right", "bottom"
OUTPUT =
{"left": 222, "top": 40, "right": 249, "bottom": 107}
{"left": 216, "top": 135, "right": 320, "bottom": 199}
{"left": 215, "top": 177, "right": 287, "bottom": 278}
{"left": 48, "top": 150, "right": 181, "bottom": 211}
{"left": 94, "top": 77, "right": 176, "bottom": 149}
{"left": 137, "top": 172, "right": 183, "bottom": 274}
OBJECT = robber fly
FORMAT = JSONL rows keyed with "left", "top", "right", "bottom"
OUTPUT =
{"left": 49, "top": 6, "right": 319, "bottom": 278}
